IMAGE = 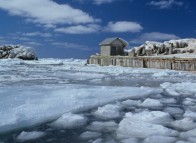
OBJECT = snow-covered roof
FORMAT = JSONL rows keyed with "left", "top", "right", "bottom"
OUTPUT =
{"left": 99, "top": 37, "right": 128, "bottom": 47}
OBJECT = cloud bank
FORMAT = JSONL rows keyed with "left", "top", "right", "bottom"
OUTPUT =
{"left": 0, "top": 0, "right": 97, "bottom": 26}
{"left": 148, "top": 0, "right": 183, "bottom": 9}
{"left": 105, "top": 21, "right": 143, "bottom": 33}
{"left": 130, "top": 32, "right": 180, "bottom": 44}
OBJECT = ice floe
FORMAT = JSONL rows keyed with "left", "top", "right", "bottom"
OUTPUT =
{"left": 140, "top": 98, "right": 163, "bottom": 109}
{"left": 117, "top": 118, "right": 178, "bottom": 139}
{"left": 49, "top": 113, "right": 87, "bottom": 129}
{"left": 16, "top": 131, "right": 46, "bottom": 142}
{"left": 142, "top": 135, "right": 176, "bottom": 143}
{"left": 87, "top": 121, "right": 118, "bottom": 133}
{"left": 170, "top": 118, "right": 196, "bottom": 131}
{"left": 80, "top": 131, "right": 101, "bottom": 140}
{"left": 93, "top": 104, "right": 121, "bottom": 120}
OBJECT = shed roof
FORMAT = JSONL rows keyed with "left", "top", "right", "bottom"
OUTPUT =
{"left": 99, "top": 37, "right": 128, "bottom": 47}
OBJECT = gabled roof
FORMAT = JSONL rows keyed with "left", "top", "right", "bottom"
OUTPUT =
{"left": 99, "top": 37, "right": 128, "bottom": 47}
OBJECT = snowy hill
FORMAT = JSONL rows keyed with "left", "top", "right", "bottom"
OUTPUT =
{"left": 0, "top": 45, "right": 37, "bottom": 60}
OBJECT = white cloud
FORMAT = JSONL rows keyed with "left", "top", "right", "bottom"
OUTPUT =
{"left": 105, "top": 21, "right": 143, "bottom": 33}
{"left": 93, "top": 0, "right": 116, "bottom": 5}
{"left": 130, "top": 32, "right": 180, "bottom": 44}
{"left": 23, "top": 41, "right": 42, "bottom": 46}
{"left": 74, "top": 0, "right": 117, "bottom": 5}
{"left": 52, "top": 42, "right": 91, "bottom": 51}
{"left": 148, "top": 0, "right": 183, "bottom": 9}
{"left": 54, "top": 24, "right": 101, "bottom": 34}
{"left": 22, "top": 32, "right": 52, "bottom": 37}
{"left": 0, "top": 0, "right": 98, "bottom": 26}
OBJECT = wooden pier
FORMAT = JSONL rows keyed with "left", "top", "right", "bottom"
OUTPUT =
{"left": 88, "top": 55, "right": 196, "bottom": 71}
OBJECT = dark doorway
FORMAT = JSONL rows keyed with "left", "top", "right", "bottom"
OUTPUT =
{"left": 111, "top": 46, "right": 116, "bottom": 56}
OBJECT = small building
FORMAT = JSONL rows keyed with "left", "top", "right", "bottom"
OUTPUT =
{"left": 99, "top": 37, "right": 128, "bottom": 56}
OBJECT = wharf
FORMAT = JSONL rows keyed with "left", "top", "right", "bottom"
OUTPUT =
{"left": 88, "top": 54, "right": 196, "bottom": 71}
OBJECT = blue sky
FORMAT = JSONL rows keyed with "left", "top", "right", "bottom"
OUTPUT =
{"left": 0, "top": 0, "right": 195, "bottom": 59}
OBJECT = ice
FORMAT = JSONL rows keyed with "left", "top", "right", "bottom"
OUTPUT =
{"left": 160, "top": 98, "right": 177, "bottom": 104}
{"left": 92, "top": 138, "right": 103, "bottom": 143}
{"left": 184, "top": 110, "right": 196, "bottom": 120}
{"left": 176, "top": 141, "right": 192, "bottom": 143}
{"left": 121, "top": 99, "right": 141, "bottom": 107}
{"left": 86, "top": 121, "right": 118, "bottom": 133}
{"left": 105, "top": 139, "right": 117, "bottom": 143}
{"left": 153, "top": 72, "right": 169, "bottom": 77}
{"left": 180, "top": 128, "right": 196, "bottom": 138}
{"left": 121, "top": 137, "right": 139, "bottom": 143}
{"left": 93, "top": 104, "right": 121, "bottom": 120}
{"left": 187, "top": 137, "right": 196, "bottom": 143}
{"left": 80, "top": 131, "right": 101, "bottom": 140}
{"left": 161, "top": 82, "right": 196, "bottom": 96}
{"left": 0, "top": 84, "right": 160, "bottom": 133}
{"left": 171, "top": 118, "right": 196, "bottom": 131}
{"left": 124, "top": 111, "right": 173, "bottom": 125}
{"left": 117, "top": 118, "right": 178, "bottom": 139}
{"left": 2, "top": 58, "right": 196, "bottom": 142}
{"left": 143, "top": 136, "right": 176, "bottom": 143}
{"left": 16, "top": 131, "right": 46, "bottom": 142}
{"left": 164, "top": 107, "right": 184, "bottom": 116}
{"left": 140, "top": 98, "right": 163, "bottom": 108}
{"left": 183, "top": 98, "right": 196, "bottom": 106}
{"left": 49, "top": 113, "right": 87, "bottom": 129}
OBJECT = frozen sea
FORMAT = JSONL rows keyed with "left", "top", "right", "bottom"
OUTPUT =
{"left": 1, "top": 58, "right": 196, "bottom": 143}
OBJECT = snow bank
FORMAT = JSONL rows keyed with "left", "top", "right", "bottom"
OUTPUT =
{"left": 16, "top": 131, "right": 46, "bottom": 142}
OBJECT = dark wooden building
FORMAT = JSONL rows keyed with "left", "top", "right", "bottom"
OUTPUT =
{"left": 99, "top": 38, "right": 128, "bottom": 56}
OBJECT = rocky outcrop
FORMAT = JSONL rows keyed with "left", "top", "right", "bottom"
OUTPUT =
{"left": 0, "top": 45, "right": 37, "bottom": 60}
{"left": 127, "top": 39, "right": 196, "bottom": 57}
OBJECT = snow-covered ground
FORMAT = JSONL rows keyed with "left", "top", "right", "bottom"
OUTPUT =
{"left": 1, "top": 58, "right": 196, "bottom": 143}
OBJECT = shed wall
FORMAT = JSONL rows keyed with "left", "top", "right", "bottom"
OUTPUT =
{"left": 100, "top": 46, "right": 111, "bottom": 56}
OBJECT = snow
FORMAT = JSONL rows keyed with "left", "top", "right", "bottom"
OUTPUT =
{"left": 49, "top": 113, "right": 87, "bottom": 129}
{"left": 16, "top": 131, "right": 46, "bottom": 142}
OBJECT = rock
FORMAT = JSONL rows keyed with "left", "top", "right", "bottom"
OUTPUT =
{"left": 0, "top": 45, "right": 37, "bottom": 60}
